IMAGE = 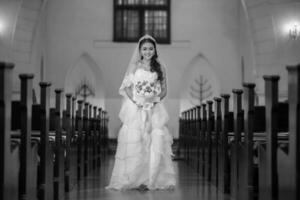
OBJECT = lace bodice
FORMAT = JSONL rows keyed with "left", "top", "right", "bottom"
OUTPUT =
{"left": 133, "top": 68, "right": 158, "bottom": 83}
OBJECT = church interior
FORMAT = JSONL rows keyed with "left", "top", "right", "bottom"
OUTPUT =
{"left": 1, "top": 0, "right": 300, "bottom": 199}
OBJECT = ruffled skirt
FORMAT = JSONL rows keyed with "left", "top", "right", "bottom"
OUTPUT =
{"left": 106, "top": 99, "right": 176, "bottom": 190}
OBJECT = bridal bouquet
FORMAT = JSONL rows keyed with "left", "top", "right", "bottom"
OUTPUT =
{"left": 135, "top": 80, "right": 161, "bottom": 97}
{"left": 133, "top": 80, "right": 161, "bottom": 110}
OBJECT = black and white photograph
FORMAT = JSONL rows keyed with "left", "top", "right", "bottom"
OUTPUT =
{"left": 0, "top": 0, "right": 300, "bottom": 200}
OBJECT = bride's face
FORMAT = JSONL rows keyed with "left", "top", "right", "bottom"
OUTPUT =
{"left": 140, "top": 42, "right": 155, "bottom": 61}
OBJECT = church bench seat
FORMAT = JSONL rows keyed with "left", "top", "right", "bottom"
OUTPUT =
{"left": 179, "top": 63, "right": 300, "bottom": 200}
{"left": 1, "top": 62, "right": 109, "bottom": 200}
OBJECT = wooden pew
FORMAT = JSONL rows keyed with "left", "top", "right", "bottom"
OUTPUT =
{"left": 179, "top": 111, "right": 185, "bottom": 161}
{"left": 4, "top": 69, "right": 66, "bottom": 200}
{"left": 230, "top": 89, "right": 243, "bottom": 200}
{"left": 19, "top": 74, "right": 40, "bottom": 200}
{"left": 193, "top": 107, "right": 199, "bottom": 171}
{"left": 260, "top": 76, "right": 280, "bottom": 200}
{"left": 0, "top": 63, "right": 19, "bottom": 200}
{"left": 256, "top": 76, "right": 289, "bottom": 200}
{"left": 87, "top": 104, "right": 92, "bottom": 172}
{"left": 88, "top": 104, "right": 94, "bottom": 172}
{"left": 83, "top": 102, "right": 89, "bottom": 177}
{"left": 92, "top": 106, "right": 98, "bottom": 170}
{"left": 53, "top": 89, "right": 65, "bottom": 200}
{"left": 178, "top": 65, "right": 299, "bottom": 200}
{"left": 200, "top": 104, "right": 207, "bottom": 177}
{"left": 103, "top": 110, "right": 109, "bottom": 154}
{"left": 218, "top": 94, "right": 231, "bottom": 194}
{"left": 1, "top": 62, "right": 107, "bottom": 200}
{"left": 212, "top": 97, "right": 222, "bottom": 187}
{"left": 180, "top": 103, "right": 215, "bottom": 181}
{"left": 8, "top": 73, "right": 43, "bottom": 200}
{"left": 64, "top": 94, "right": 72, "bottom": 192}
{"left": 178, "top": 97, "right": 242, "bottom": 196}
{"left": 195, "top": 106, "right": 201, "bottom": 173}
{"left": 233, "top": 79, "right": 288, "bottom": 200}
{"left": 258, "top": 73, "right": 297, "bottom": 200}
{"left": 76, "top": 100, "right": 84, "bottom": 181}
{"left": 206, "top": 101, "right": 213, "bottom": 182}
{"left": 97, "top": 107, "right": 102, "bottom": 166}
{"left": 188, "top": 107, "right": 197, "bottom": 169}
{"left": 183, "top": 109, "right": 189, "bottom": 164}
{"left": 188, "top": 108, "right": 194, "bottom": 167}
{"left": 285, "top": 65, "right": 300, "bottom": 200}
{"left": 230, "top": 83, "right": 264, "bottom": 200}
{"left": 189, "top": 108, "right": 194, "bottom": 165}
{"left": 207, "top": 96, "right": 234, "bottom": 194}
{"left": 69, "top": 96, "right": 78, "bottom": 186}
{"left": 38, "top": 82, "right": 54, "bottom": 200}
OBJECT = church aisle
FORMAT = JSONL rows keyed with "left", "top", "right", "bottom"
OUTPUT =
{"left": 63, "top": 156, "right": 233, "bottom": 200}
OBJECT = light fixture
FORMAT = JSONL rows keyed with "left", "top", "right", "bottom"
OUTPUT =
{"left": 289, "top": 23, "right": 299, "bottom": 40}
{"left": 0, "top": 18, "right": 6, "bottom": 36}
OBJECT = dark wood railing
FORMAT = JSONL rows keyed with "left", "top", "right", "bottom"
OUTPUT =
{"left": 0, "top": 62, "right": 109, "bottom": 200}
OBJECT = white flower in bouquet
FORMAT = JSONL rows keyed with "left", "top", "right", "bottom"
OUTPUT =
{"left": 134, "top": 80, "right": 161, "bottom": 110}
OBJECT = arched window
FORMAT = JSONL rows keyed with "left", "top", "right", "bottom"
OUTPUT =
{"left": 114, "top": 0, "right": 171, "bottom": 44}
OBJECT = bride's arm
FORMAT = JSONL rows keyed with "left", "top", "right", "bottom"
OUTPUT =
{"left": 125, "top": 86, "right": 135, "bottom": 103}
{"left": 125, "top": 86, "right": 143, "bottom": 108}
{"left": 120, "top": 63, "right": 139, "bottom": 104}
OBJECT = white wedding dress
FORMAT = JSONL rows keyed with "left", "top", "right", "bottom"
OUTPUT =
{"left": 106, "top": 67, "right": 176, "bottom": 190}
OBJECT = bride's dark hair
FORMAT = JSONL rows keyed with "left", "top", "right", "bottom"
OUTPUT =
{"left": 139, "top": 38, "right": 163, "bottom": 82}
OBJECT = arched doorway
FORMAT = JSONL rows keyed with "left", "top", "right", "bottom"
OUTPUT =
{"left": 180, "top": 53, "right": 220, "bottom": 112}
{"left": 64, "top": 52, "right": 105, "bottom": 108}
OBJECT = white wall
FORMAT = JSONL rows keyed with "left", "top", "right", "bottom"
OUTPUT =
{"left": 0, "top": 0, "right": 47, "bottom": 99}
{"left": 0, "top": 0, "right": 20, "bottom": 63}
{"left": 240, "top": 0, "right": 300, "bottom": 103}
{"left": 45, "top": 0, "right": 242, "bottom": 138}
{"left": 3, "top": 0, "right": 299, "bottom": 138}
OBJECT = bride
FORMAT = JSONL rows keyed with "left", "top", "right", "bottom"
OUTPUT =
{"left": 106, "top": 34, "right": 176, "bottom": 190}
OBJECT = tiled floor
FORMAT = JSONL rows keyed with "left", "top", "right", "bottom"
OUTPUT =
{"left": 63, "top": 156, "right": 233, "bottom": 200}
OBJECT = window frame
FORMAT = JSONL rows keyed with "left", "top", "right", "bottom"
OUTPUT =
{"left": 113, "top": 0, "right": 171, "bottom": 44}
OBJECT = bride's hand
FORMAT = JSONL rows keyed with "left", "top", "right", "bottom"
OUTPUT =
{"left": 145, "top": 96, "right": 153, "bottom": 103}
{"left": 145, "top": 96, "right": 159, "bottom": 103}
{"left": 133, "top": 100, "right": 143, "bottom": 108}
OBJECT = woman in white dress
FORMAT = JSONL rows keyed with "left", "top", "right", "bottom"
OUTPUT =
{"left": 106, "top": 34, "right": 176, "bottom": 190}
